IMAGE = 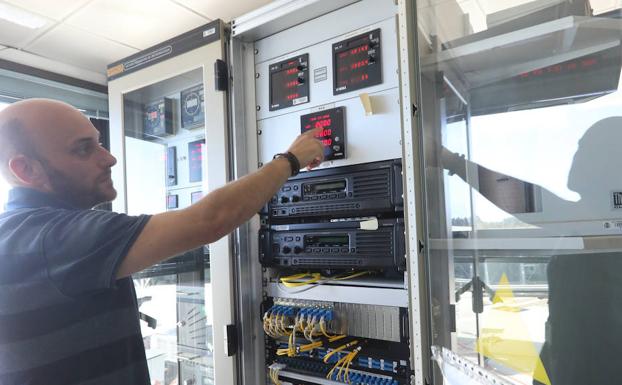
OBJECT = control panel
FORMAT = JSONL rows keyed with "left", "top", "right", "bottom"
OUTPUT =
{"left": 180, "top": 84, "right": 205, "bottom": 129}
{"left": 143, "top": 97, "right": 174, "bottom": 139}
{"left": 259, "top": 218, "right": 405, "bottom": 269}
{"left": 269, "top": 53, "right": 309, "bottom": 111}
{"left": 266, "top": 159, "right": 403, "bottom": 219}
{"left": 333, "top": 29, "right": 382, "bottom": 95}
{"left": 300, "top": 106, "right": 345, "bottom": 160}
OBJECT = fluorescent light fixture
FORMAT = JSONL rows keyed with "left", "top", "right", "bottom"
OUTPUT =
{"left": 0, "top": 2, "right": 48, "bottom": 29}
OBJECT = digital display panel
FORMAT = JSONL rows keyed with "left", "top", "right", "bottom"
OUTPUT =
{"left": 470, "top": 46, "right": 622, "bottom": 115}
{"left": 304, "top": 234, "right": 349, "bottom": 248}
{"left": 143, "top": 98, "right": 174, "bottom": 138}
{"left": 191, "top": 191, "right": 203, "bottom": 204}
{"left": 180, "top": 84, "right": 204, "bottom": 129}
{"left": 269, "top": 54, "right": 309, "bottom": 111}
{"left": 303, "top": 180, "right": 346, "bottom": 195}
{"left": 300, "top": 107, "right": 345, "bottom": 161}
{"left": 188, "top": 139, "right": 205, "bottom": 183}
{"left": 333, "top": 29, "right": 381, "bottom": 95}
{"left": 166, "top": 194, "right": 178, "bottom": 209}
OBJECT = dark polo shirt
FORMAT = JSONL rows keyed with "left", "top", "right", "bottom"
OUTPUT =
{"left": 0, "top": 187, "right": 151, "bottom": 385}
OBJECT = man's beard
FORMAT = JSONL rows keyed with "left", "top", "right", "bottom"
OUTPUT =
{"left": 41, "top": 163, "right": 115, "bottom": 209}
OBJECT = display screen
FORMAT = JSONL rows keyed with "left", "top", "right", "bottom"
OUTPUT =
{"left": 300, "top": 107, "right": 345, "bottom": 160}
{"left": 304, "top": 234, "right": 349, "bottom": 248}
{"left": 303, "top": 180, "right": 346, "bottom": 195}
{"left": 333, "top": 29, "right": 381, "bottom": 95}
{"left": 191, "top": 191, "right": 203, "bottom": 204}
{"left": 188, "top": 139, "right": 205, "bottom": 183}
{"left": 470, "top": 46, "right": 622, "bottom": 115}
{"left": 180, "top": 84, "right": 204, "bottom": 129}
{"left": 269, "top": 54, "right": 309, "bottom": 111}
{"left": 143, "top": 98, "right": 173, "bottom": 138}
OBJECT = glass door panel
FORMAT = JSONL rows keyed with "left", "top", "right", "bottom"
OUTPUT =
{"left": 123, "top": 68, "right": 213, "bottom": 385}
{"left": 417, "top": 2, "right": 622, "bottom": 384}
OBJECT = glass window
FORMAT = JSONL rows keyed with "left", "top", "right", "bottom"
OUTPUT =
{"left": 418, "top": 2, "right": 622, "bottom": 385}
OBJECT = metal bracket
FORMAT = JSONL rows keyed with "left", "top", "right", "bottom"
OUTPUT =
{"left": 224, "top": 324, "right": 238, "bottom": 356}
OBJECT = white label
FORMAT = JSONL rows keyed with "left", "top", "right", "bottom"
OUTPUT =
{"left": 203, "top": 27, "right": 216, "bottom": 37}
{"left": 274, "top": 225, "right": 290, "bottom": 231}
{"left": 292, "top": 96, "right": 308, "bottom": 105}
{"left": 603, "top": 221, "right": 622, "bottom": 230}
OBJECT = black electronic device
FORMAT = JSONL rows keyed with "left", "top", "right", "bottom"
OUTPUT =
{"left": 300, "top": 107, "right": 345, "bottom": 160}
{"left": 259, "top": 218, "right": 405, "bottom": 269}
{"left": 166, "top": 146, "right": 177, "bottom": 186}
{"left": 333, "top": 29, "right": 382, "bottom": 95}
{"left": 180, "top": 84, "right": 205, "bottom": 129}
{"left": 188, "top": 139, "right": 205, "bottom": 183}
{"left": 143, "top": 98, "right": 174, "bottom": 138}
{"left": 269, "top": 53, "right": 309, "bottom": 111}
{"left": 265, "top": 159, "right": 402, "bottom": 219}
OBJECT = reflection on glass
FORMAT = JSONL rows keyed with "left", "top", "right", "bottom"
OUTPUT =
{"left": 123, "top": 68, "right": 212, "bottom": 385}
{"left": 418, "top": 2, "right": 622, "bottom": 384}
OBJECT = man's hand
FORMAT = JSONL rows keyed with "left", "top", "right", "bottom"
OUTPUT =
{"left": 287, "top": 126, "right": 325, "bottom": 170}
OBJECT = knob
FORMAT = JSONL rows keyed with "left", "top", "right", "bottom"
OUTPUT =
{"left": 297, "top": 64, "right": 306, "bottom": 71}
{"left": 291, "top": 195, "right": 300, "bottom": 202}
{"left": 297, "top": 76, "right": 305, "bottom": 84}
{"left": 281, "top": 196, "right": 289, "bottom": 204}
{"left": 282, "top": 246, "right": 291, "bottom": 254}
{"left": 294, "top": 246, "right": 302, "bottom": 254}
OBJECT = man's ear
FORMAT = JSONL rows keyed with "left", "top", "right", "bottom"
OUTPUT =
{"left": 8, "top": 155, "right": 51, "bottom": 190}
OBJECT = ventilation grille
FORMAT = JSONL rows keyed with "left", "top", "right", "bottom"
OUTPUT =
{"left": 352, "top": 171, "right": 390, "bottom": 199}
{"left": 356, "top": 232, "right": 393, "bottom": 254}
{"left": 293, "top": 258, "right": 362, "bottom": 266}
{"left": 289, "top": 203, "right": 360, "bottom": 215}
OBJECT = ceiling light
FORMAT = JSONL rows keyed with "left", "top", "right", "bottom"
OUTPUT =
{"left": 0, "top": 2, "right": 48, "bottom": 29}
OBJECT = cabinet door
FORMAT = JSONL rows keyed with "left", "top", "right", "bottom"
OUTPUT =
{"left": 108, "top": 31, "right": 235, "bottom": 385}
{"left": 416, "top": 3, "right": 622, "bottom": 385}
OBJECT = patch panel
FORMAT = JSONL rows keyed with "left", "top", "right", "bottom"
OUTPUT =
{"left": 276, "top": 343, "right": 401, "bottom": 374}
{"left": 272, "top": 356, "right": 406, "bottom": 385}
{"left": 268, "top": 298, "right": 406, "bottom": 342}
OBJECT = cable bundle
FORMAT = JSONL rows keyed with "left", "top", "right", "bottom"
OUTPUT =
{"left": 279, "top": 271, "right": 373, "bottom": 293}
{"left": 325, "top": 341, "right": 362, "bottom": 383}
{"left": 268, "top": 363, "right": 286, "bottom": 385}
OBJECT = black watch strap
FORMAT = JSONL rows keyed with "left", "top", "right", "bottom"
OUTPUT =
{"left": 273, "top": 151, "right": 301, "bottom": 177}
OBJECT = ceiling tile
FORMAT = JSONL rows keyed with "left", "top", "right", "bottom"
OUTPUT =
{"left": 0, "top": 17, "right": 52, "bottom": 48}
{"left": 65, "top": 0, "right": 209, "bottom": 50}
{"left": 0, "top": 48, "right": 107, "bottom": 84}
{"left": 173, "top": 0, "right": 272, "bottom": 21}
{"left": 2, "top": 0, "right": 93, "bottom": 21}
{"left": 26, "top": 24, "right": 138, "bottom": 74}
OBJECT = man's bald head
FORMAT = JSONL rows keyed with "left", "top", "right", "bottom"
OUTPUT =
{"left": 0, "top": 99, "right": 117, "bottom": 208}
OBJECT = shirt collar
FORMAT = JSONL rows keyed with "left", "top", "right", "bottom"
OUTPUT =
{"left": 5, "top": 187, "right": 76, "bottom": 211}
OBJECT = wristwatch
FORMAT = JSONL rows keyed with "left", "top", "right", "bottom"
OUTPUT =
{"left": 273, "top": 151, "right": 301, "bottom": 177}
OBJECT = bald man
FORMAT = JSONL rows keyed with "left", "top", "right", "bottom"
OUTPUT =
{"left": 0, "top": 98, "right": 324, "bottom": 385}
